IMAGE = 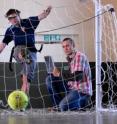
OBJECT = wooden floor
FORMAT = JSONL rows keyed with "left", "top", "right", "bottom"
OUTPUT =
{"left": 0, "top": 109, "right": 117, "bottom": 124}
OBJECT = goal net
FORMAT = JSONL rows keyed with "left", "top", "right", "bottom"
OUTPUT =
{"left": 0, "top": 0, "right": 117, "bottom": 113}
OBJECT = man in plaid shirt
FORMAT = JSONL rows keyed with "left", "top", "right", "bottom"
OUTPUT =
{"left": 46, "top": 38, "right": 92, "bottom": 111}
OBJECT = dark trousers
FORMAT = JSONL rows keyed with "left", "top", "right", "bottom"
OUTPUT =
{"left": 46, "top": 74, "right": 90, "bottom": 111}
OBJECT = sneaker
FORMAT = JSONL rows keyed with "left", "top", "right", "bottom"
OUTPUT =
{"left": 48, "top": 106, "right": 60, "bottom": 112}
{"left": 20, "top": 108, "right": 26, "bottom": 112}
{"left": 0, "top": 100, "right": 8, "bottom": 109}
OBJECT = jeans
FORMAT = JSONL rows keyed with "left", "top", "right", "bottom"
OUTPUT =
{"left": 46, "top": 74, "right": 90, "bottom": 111}
{"left": 13, "top": 46, "right": 37, "bottom": 82}
{"left": 21, "top": 51, "right": 37, "bottom": 81}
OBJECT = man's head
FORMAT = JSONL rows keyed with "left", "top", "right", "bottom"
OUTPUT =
{"left": 5, "top": 9, "right": 21, "bottom": 25}
{"left": 62, "top": 38, "right": 75, "bottom": 56}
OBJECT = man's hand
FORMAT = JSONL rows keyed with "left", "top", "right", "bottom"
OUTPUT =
{"left": 45, "top": 6, "right": 52, "bottom": 15}
{"left": 0, "top": 43, "right": 6, "bottom": 53}
{"left": 38, "top": 6, "right": 52, "bottom": 21}
{"left": 52, "top": 67, "right": 60, "bottom": 77}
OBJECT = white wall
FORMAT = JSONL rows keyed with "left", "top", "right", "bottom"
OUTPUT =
{"left": 0, "top": 0, "right": 103, "bottom": 62}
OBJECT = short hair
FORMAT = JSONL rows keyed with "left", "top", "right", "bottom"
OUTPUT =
{"left": 5, "top": 9, "right": 21, "bottom": 17}
{"left": 62, "top": 38, "right": 75, "bottom": 48}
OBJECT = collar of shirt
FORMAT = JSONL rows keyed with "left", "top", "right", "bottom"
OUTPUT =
{"left": 66, "top": 51, "right": 76, "bottom": 63}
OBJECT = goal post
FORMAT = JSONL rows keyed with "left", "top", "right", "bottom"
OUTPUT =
{"left": 94, "top": 0, "right": 117, "bottom": 111}
{"left": 94, "top": 0, "right": 102, "bottom": 111}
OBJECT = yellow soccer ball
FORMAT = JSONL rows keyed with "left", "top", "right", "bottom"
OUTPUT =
{"left": 8, "top": 90, "right": 29, "bottom": 110}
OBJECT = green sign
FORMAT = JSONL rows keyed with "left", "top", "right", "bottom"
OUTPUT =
{"left": 44, "top": 34, "right": 61, "bottom": 42}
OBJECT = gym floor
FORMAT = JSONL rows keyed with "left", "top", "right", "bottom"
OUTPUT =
{"left": 0, "top": 109, "right": 116, "bottom": 124}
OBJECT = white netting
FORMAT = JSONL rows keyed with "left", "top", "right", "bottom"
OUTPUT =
{"left": 100, "top": 5, "right": 117, "bottom": 110}
{"left": 0, "top": 0, "right": 117, "bottom": 113}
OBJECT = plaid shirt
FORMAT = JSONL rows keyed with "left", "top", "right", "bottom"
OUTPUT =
{"left": 68, "top": 51, "right": 92, "bottom": 96}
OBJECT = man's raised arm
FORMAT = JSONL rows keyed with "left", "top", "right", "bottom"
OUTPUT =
{"left": 38, "top": 6, "right": 52, "bottom": 21}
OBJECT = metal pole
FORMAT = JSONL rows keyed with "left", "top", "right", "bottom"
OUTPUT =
{"left": 94, "top": 0, "right": 102, "bottom": 111}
